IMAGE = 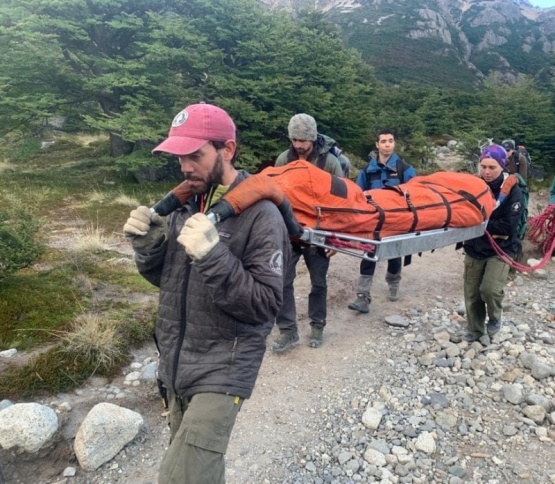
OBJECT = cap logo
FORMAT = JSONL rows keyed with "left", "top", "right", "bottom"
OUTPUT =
{"left": 171, "top": 110, "right": 189, "bottom": 127}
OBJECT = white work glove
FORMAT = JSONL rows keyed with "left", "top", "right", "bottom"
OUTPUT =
{"left": 123, "top": 206, "right": 167, "bottom": 251}
{"left": 177, "top": 213, "right": 219, "bottom": 261}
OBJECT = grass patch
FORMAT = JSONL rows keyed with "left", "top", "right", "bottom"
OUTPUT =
{"left": 0, "top": 348, "right": 107, "bottom": 399}
{"left": 73, "top": 223, "right": 112, "bottom": 253}
{"left": 0, "top": 268, "right": 83, "bottom": 351}
{"left": 0, "top": 303, "right": 156, "bottom": 399}
{"left": 0, "top": 134, "right": 162, "bottom": 398}
{"left": 58, "top": 314, "right": 125, "bottom": 369}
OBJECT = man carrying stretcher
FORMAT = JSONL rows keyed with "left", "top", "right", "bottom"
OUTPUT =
{"left": 348, "top": 129, "right": 416, "bottom": 314}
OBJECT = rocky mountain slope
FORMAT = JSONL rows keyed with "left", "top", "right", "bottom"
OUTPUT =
{"left": 262, "top": 0, "right": 555, "bottom": 89}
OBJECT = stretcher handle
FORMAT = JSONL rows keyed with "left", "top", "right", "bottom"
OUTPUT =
{"left": 207, "top": 197, "right": 304, "bottom": 239}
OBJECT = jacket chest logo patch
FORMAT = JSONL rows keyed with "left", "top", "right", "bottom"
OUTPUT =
{"left": 218, "top": 230, "right": 232, "bottom": 239}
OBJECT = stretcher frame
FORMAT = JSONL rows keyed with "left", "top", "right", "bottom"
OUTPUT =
{"left": 299, "top": 222, "right": 487, "bottom": 261}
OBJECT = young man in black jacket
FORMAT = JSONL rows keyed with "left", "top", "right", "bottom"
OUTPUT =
{"left": 123, "top": 103, "right": 290, "bottom": 483}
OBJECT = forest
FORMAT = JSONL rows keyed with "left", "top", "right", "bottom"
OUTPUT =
{"left": 0, "top": 0, "right": 554, "bottom": 173}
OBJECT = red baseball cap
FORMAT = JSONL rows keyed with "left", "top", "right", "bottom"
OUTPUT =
{"left": 152, "top": 103, "right": 236, "bottom": 155}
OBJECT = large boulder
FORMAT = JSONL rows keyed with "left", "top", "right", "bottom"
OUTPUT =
{"left": 0, "top": 403, "right": 59, "bottom": 453}
{"left": 74, "top": 402, "right": 144, "bottom": 471}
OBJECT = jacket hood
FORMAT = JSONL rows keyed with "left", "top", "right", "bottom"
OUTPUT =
{"left": 317, "top": 133, "right": 337, "bottom": 154}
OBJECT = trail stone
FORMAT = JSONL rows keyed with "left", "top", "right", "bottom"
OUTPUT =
{"left": 422, "top": 391, "right": 450, "bottom": 408}
{"left": 435, "top": 412, "right": 458, "bottom": 428}
{"left": 0, "top": 400, "right": 13, "bottom": 412}
{"left": 0, "top": 349, "right": 17, "bottom": 358}
{"left": 74, "top": 402, "right": 144, "bottom": 471}
{"left": 0, "top": 403, "right": 58, "bottom": 453}
{"left": 526, "top": 393, "right": 553, "bottom": 411}
{"left": 385, "top": 315, "right": 410, "bottom": 328}
{"left": 519, "top": 351, "right": 537, "bottom": 369}
{"left": 414, "top": 431, "right": 436, "bottom": 454}
{"left": 338, "top": 451, "right": 353, "bottom": 465}
{"left": 502, "top": 384, "right": 524, "bottom": 404}
{"left": 503, "top": 425, "right": 518, "bottom": 436}
{"left": 362, "top": 407, "right": 383, "bottom": 430}
{"left": 363, "top": 448, "right": 387, "bottom": 467}
{"left": 522, "top": 405, "right": 546, "bottom": 424}
{"left": 531, "top": 362, "right": 554, "bottom": 380}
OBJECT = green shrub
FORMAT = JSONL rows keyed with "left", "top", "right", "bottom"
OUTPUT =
{"left": 0, "top": 208, "right": 44, "bottom": 281}
{"left": 5, "top": 138, "right": 42, "bottom": 162}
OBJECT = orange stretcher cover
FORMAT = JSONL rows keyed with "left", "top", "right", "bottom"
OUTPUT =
{"left": 254, "top": 161, "right": 496, "bottom": 239}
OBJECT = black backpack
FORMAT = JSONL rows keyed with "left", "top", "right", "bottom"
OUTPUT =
{"left": 514, "top": 173, "right": 529, "bottom": 240}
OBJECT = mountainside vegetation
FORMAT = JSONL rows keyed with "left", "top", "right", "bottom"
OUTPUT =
{"left": 1, "top": 0, "right": 554, "bottom": 173}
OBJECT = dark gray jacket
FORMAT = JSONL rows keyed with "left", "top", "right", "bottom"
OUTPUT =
{"left": 135, "top": 171, "right": 289, "bottom": 399}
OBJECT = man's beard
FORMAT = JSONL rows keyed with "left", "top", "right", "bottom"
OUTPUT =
{"left": 184, "top": 153, "right": 224, "bottom": 194}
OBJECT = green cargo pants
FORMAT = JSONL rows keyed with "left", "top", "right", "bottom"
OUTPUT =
{"left": 158, "top": 391, "right": 243, "bottom": 484}
{"left": 463, "top": 254, "right": 509, "bottom": 338}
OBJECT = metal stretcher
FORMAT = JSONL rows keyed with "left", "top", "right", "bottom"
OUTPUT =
{"left": 297, "top": 222, "right": 487, "bottom": 261}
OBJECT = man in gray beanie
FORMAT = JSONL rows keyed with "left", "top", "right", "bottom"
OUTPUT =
{"left": 276, "top": 113, "right": 344, "bottom": 175}
{"left": 272, "top": 113, "right": 344, "bottom": 351}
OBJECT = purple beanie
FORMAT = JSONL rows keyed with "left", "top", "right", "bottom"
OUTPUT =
{"left": 480, "top": 144, "right": 507, "bottom": 168}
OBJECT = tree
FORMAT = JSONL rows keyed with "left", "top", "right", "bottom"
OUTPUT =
{"left": 0, "top": 0, "right": 210, "bottom": 156}
{"left": 0, "top": 0, "right": 380, "bottom": 171}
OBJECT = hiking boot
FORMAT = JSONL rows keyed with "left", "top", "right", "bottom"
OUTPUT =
{"left": 388, "top": 285, "right": 400, "bottom": 302}
{"left": 308, "top": 325, "right": 324, "bottom": 348}
{"left": 348, "top": 293, "right": 371, "bottom": 313}
{"left": 271, "top": 331, "right": 300, "bottom": 352}
{"left": 486, "top": 319, "right": 502, "bottom": 337}
{"left": 462, "top": 333, "right": 480, "bottom": 343}
{"left": 385, "top": 271, "right": 401, "bottom": 302}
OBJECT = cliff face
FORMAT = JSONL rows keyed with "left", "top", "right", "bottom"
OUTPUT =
{"left": 261, "top": 0, "right": 555, "bottom": 88}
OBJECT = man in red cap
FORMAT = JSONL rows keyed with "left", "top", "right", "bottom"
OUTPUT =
{"left": 123, "top": 103, "right": 290, "bottom": 483}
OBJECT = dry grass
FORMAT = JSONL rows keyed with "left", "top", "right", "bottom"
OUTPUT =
{"left": 74, "top": 223, "right": 110, "bottom": 253}
{"left": 0, "top": 161, "right": 15, "bottom": 173}
{"left": 59, "top": 313, "right": 124, "bottom": 369}
{"left": 87, "top": 189, "right": 107, "bottom": 204}
{"left": 69, "top": 133, "right": 109, "bottom": 147}
{"left": 72, "top": 273, "right": 95, "bottom": 293}
{"left": 114, "top": 193, "right": 141, "bottom": 207}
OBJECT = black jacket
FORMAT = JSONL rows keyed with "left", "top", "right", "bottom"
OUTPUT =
{"left": 135, "top": 171, "right": 290, "bottom": 399}
{"left": 464, "top": 173, "right": 523, "bottom": 260}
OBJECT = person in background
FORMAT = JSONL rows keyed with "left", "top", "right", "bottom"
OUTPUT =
{"left": 271, "top": 113, "right": 343, "bottom": 351}
{"left": 123, "top": 103, "right": 289, "bottom": 484}
{"left": 462, "top": 144, "right": 522, "bottom": 343}
{"left": 501, "top": 139, "right": 528, "bottom": 180}
{"left": 348, "top": 129, "right": 416, "bottom": 314}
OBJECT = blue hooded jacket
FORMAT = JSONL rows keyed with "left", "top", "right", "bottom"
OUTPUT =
{"left": 356, "top": 152, "right": 416, "bottom": 191}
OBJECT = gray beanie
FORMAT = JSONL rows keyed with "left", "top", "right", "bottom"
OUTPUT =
{"left": 502, "top": 139, "right": 515, "bottom": 151}
{"left": 288, "top": 113, "right": 317, "bottom": 141}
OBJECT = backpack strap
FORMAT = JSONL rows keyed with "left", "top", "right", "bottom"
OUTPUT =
{"left": 316, "top": 153, "right": 327, "bottom": 171}
{"left": 366, "top": 158, "right": 406, "bottom": 186}
{"left": 397, "top": 158, "right": 410, "bottom": 183}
